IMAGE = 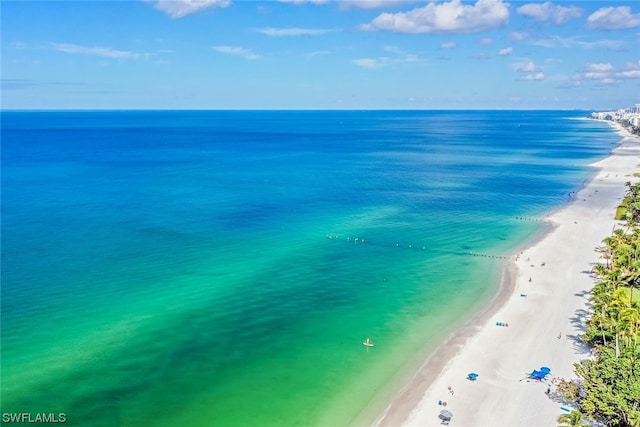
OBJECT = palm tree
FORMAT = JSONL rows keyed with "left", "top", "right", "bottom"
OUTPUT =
{"left": 620, "top": 306, "right": 640, "bottom": 352}
{"left": 609, "top": 292, "right": 627, "bottom": 357}
{"left": 605, "top": 268, "right": 625, "bottom": 291}
{"left": 588, "top": 305, "right": 610, "bottom": 346}
{"left": 589, "top": 282, "right": 613, "bottom": 346}
{"left": 594, "top": 245, "right": 613, "bottom": 270}
{"left": 615, "top": 287, "right": 640, "bottom": 352}
{"left": 557, "top": 410, "right": 586, "bottom": 427}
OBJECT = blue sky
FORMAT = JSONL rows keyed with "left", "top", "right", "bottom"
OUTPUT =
{"left": 2, "top": 0, "right": 639, "bottom": 110}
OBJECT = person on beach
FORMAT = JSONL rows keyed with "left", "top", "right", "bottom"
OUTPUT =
{"left": 558, "top": 332, "right": 562, "bottom": 339}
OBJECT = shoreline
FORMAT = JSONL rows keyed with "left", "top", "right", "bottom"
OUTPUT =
{"left": 373, "top": 121, "right": 640, "bottom": 427}
{"left": 370, "top": 224, "right": 553, "bottom": 427}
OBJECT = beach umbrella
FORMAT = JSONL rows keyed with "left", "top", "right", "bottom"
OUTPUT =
{"left": 540, "top": 367, "right": 551, "bottom": 373}
{"left": 439, "top": 410, "right": 453, "bottom": 421}
{"left": 467, "top": 372, "right": 479, "bottom": 380}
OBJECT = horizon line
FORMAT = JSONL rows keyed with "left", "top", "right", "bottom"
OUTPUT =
{"left": 0, "top": 107, "right": 612, "bottom": 112}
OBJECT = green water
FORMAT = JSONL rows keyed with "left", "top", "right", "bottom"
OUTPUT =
{"left": 2, "top": 110, "right": 616, "bottom": 426}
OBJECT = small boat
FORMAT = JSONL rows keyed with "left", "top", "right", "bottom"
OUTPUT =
{"left": 363, "top": 338, "right": 374, "bottom": 347}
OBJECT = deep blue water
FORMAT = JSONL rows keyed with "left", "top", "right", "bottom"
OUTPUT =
{"left": 1, "top": 110, "right": 618, "bottom": 426}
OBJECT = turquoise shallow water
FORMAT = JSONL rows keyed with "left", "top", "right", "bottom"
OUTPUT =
{"left": 1, "top": 111, "right": 619, "bottom": 426}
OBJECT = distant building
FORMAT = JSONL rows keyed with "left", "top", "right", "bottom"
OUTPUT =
{"left": 589, "top": 103, "right": 640, "bottom": 129}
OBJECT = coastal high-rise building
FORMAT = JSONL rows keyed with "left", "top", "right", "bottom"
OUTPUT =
{"left": 589, "top": 104, "right": 640, "bottom": 128}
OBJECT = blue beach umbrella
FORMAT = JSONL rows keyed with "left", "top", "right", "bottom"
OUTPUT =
{"left": 467, "top": 372, "right": 479, "bottom": 380}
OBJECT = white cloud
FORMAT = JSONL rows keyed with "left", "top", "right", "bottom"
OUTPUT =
{"left": 529, "top": 35, "right": 624, "bottom": 50}
{"left": 479, "top": 37, "right": 494, "bottom": 45}
{"left": 151, "top": 0, "right": 230, "bottom": 18}
{"left": 440, "top": 41, "right": 457, "bottom": 49}
{"left": 624, "top": 60, "right": 640, "bottom": 72}
{"left": 515, "top": 60, "right": 535, "bottom": 72}
{"left": 340, "top": 0, "right": 411, "bottom": 8}
{"left": 521, "top": 72, "right": 545, "bottom": 80}
{"left": 353, "top": 46, "right": 425, "bottom": 68}
{"left": 615, "top": 61, "right": 640, "bottom": 79}
{"left": 353, "top": 57, "right": 388, "bottom": 68}
{"left": 255, "top": 27, "right": 334, "bottom": 36}
{"left": 212, "top": 45, "right": 261, "bottom": 60}
{"left": 360, "top": 0, "right": 510, "bottom": 34}
{"left": 305, "top": 50, "right": 330, "bottom": 58}
{"left": 619, "top": 69, "right": 640, "bottom": 79}
{"left": 513, "top": 59, "right": 544, "bottom": 80}
{"left": 583, "top": 63, "right": 612, "bottom": 80}
{"left": 585, "top": 63, "right": 613, "bottom": 73}
{"left": 583, "top": 72, "right": 610, "bottom": 80}
{"left": 51, "top": 42, "right": 151, "bottom": 59}
{"left": 498, "top": 47, "right": 513, "bottom": 55}
{"left": 517, "top": 1, "right": 581, "bottom": 25}
{"left": 573, "top": 61, "right": 640, "bottom": 85}
{"left": 509, "top": 31, "right": 529, "bottom": 41}
{"left": 587, "top": 6, "right": 640, "bottom": 30}
{"left": 277, "top": 0, "right": 328, "bottom": 4}
{"left": 382, "top": 45, "right": 417, "bottom": 60}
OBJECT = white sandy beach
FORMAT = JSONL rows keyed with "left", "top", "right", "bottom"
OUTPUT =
{"left": 375, "top": 123, "right": 640, "bottom": 427}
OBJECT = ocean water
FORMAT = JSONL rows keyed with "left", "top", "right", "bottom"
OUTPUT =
{"left": 1, "top": 110, "right": 618, "bottom": 426}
